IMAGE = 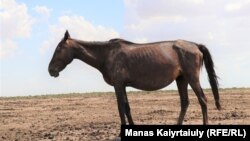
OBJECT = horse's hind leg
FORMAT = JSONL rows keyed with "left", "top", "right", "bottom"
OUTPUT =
{"left": 188, "top": 78, "right": 208, "bottom": 125}
{"left": 176, "top": 75, "right": 189, "bottom": 125}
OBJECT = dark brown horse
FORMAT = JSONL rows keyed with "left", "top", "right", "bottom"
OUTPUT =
{"left": 49, "top": 30, "right": 221, "bottom": 127}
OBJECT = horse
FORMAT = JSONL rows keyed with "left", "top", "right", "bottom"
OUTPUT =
{"left": 48, "top": 30, "right": 221, "bottom": 128}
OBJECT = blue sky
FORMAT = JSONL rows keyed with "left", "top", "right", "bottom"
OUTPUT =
{"left": 1, "top": 0, "right": 250, "bottom": 96}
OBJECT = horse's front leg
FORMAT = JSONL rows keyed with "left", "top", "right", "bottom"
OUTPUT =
{"left": 114, "top": 83, "right": 126, "bottom": 126}
{"left": 114, "top": 83, "right": 127, "bottom": 139}
{"left": 124, "top": 90, "right": 134, "bottom": 125}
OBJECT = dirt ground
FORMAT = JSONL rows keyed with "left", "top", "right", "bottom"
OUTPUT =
{"left": 0, "top": 88, "right": 250, "bottom": 141}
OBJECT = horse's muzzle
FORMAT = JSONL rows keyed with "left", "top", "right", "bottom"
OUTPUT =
{"left": 49, "top": 68, "right": 59, "bottom": 77}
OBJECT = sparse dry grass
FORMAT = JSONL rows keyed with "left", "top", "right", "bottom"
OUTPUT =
{"left": 0, "top": 88, "right": 250, "bottom": 141}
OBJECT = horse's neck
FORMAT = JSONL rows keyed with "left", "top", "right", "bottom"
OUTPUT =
{"left": 75, "top": 40, "right": 109, "bottom": 70}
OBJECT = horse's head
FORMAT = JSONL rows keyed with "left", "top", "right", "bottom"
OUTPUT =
{"left": 48, "top": 30, "right": 75, "bottom": 77}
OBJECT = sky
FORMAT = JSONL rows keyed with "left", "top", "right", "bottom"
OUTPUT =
{"left": 1, "top": 0, "right": 250, "bottom": 96}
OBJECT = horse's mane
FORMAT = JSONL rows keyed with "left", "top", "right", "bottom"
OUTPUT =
{"left": 109, "top": 38, "right": 135, "bottom": 45}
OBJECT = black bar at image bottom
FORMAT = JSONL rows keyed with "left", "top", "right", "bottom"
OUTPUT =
{"left": 121, "top": 125, "right": 250, "bottom": 141}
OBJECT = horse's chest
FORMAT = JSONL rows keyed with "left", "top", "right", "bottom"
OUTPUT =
{"left": 101, "top": 65, "right": 126, "bottom": 86}
{"left": 102, "top": 71, "right": 114, "bottom": 86}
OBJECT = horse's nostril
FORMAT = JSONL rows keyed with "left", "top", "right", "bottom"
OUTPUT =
{"left": 49, "top": 68, "right": 59, "bottom": 77}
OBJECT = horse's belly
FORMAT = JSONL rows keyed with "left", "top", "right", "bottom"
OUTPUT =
{"left": 129, "top": 80, "right": 173, "bottom": 91}
{"left": 128, "top": 69, "right": 178, "bottom": 91}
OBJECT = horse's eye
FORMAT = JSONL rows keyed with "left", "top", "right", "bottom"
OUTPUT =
{"left": 56, "top": 48, "right": 62, "bottom": 53}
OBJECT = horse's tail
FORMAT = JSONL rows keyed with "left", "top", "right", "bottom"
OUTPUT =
{"left": 198, "top": 44, "right": 221, "bottom": 110}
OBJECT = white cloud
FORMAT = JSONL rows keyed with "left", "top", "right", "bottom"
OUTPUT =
{"left": 34, "top": 5, "right": 51, "bottom": 18}
{"left": 123, "top": 0, "right": 250, "bottom": 88}
{"left": 40, "top": 15, "right": 119, "bottom": 54}
{"left": 123, "top": 0, "right": 250, "bottom": 44}
{"left": 190, "top": 0, "right": 204, "bottom": 5}
{"left": 39, "top": 41, "right": 50, "bottom": 54}
{"left": 0, "top": 39, "right": 17, "bottom": 58}
{"left": 225, "top": 0, "right": 250, "bottom": 12}
{"left": 123, "top": 0, "right": 218, "bottom": 42}
{"left": 225, "top": 3, "right": 242, "bottom": 12}
{"left": 133, "top": 38, "right": 148, "bottom": 43}
{"left": 124, "top": 0, "right": 206, "bottom": 20}
{"left": 0, "top": 0, "right": 34, "bottom": 58}
{"left": 55, "top": 16, "right": 119, "bottom": 40}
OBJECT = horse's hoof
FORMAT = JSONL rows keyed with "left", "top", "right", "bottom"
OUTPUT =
{"left": 113, "top": 137, "right": 121, "bottom": 141}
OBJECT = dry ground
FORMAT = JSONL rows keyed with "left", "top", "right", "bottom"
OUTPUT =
{"left": 0, "top": 88, "right": 250, "bottom": 141}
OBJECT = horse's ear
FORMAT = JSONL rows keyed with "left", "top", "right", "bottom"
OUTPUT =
{"left": 63, "top": 30, "right": 70, "bottom": 41}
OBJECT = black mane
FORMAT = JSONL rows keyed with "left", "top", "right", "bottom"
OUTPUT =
{"left": 109, "top": 38, "right": 135, "bottom": 44}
